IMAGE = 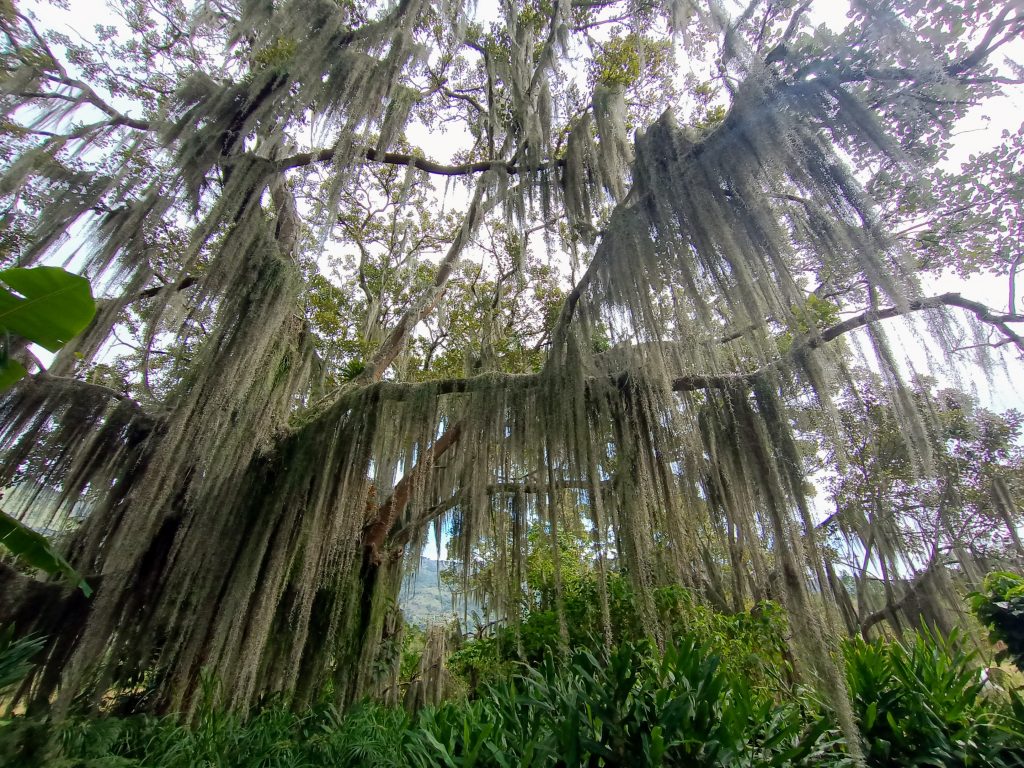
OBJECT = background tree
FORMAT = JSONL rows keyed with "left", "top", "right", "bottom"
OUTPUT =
{"left": 819, "top": 375, "right": 1024, "bottom": 637}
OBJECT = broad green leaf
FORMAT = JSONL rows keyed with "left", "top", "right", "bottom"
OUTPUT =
{"left": 0, "top": 508, "right": 91, "bottom": 596}
{"left": 0, "top": 266, "right": 96, "bottom": 352}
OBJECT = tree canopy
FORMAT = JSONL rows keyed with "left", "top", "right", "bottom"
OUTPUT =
{"left": 0, "top": 0, "right": 1022, "bottom": 753}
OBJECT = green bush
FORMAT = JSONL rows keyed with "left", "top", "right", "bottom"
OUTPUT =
{"left": 414, "top": 639, "right": 836, "bottom": 767}
{"left": 2, "top": 701, "right": 420, "bottom": 768}
{"left": 1, "top": 639, "right": 835, "bottom": 768}
{"left": 972, "top": 571, "right": 1024, "bottom": 671}
{"left": 844, "top": 627, "right": 1024, "bottom": 767}
{"left": 448, "top": 580, "right": 791, "bottom": 700}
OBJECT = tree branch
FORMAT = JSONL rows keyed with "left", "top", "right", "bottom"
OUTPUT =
{"left": 352, "top": 290, "right": 1023, "bottom": 557}
{"left": 316, "top": 292, "right": 1024, "bottom": 414}
{"left": 816, "top": 293, "right": 1024, "bottom": 352}
{"left": 14, "top": 12, "right": 151, "bottom": 132}
{"left": 362, "top": 422, "right": 463, "bottom": 563}
{"left": 278, "top": 146, "right": 565, "bottom": 177}
{"left": 859, "top": 561, "right": 939, "bottom": 637}
{"left": 355, "top": 177, "right": 495, "bottom": 383}
{"left": 947, "top": 3, "right": 1024, "bottom": 76}
{"left": 25, "top": 373, "right": 151, "bottom": 419}
{"left": 132, "top": 276, "right": 199, "bottom": 302}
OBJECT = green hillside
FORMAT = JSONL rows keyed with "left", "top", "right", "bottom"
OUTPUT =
{"left": 399, "top": 559, "right": 481, "bottom": 628}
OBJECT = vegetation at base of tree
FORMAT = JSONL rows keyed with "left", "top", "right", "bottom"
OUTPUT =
{"left": 0, "top": 624, "right": 43, "bottom": 695}
{"left": 3, "top": 620, "right": 1023, "bottom": 767}
{"left": 444, "top": 560, "right": 792, "bottom": 698}
{"left": 843, "top": 627, "right": 1024, "bottom": 767}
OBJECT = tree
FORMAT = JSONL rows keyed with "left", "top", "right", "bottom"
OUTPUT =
{"left": 0, "top": 0, "right": 1021, "bottom": 750}
{"left": 818, "top": 375, "right": 1024, "bottom": 637}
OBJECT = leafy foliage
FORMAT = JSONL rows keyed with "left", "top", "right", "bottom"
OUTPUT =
{"left": 815, "top": 377, "right": 1024, "bottom": 638}
{"left": 824, "top": 377, "right": 1024, "bottom": 563}
{"left": 844, "top": 627, "right": 1024, "bottom": 767}
{"left": 0, "top": 639, "right": 835, "bottom": 768}
{"left": 972, "top": 571, "right": 1024, "bottom": 672}
{"left": 446, "top": 523, "right": 791, "bottom": 698}
{"left": 0, "top": 511, "right": 91, "bottom": 596}
{"left": 0, "top": 624, "right": 43, "bottom": 695}
{"left": 6, "top": 628, "right": 1023, "bottom": 767}
{"left": 0, "top": 266, "right": 95, "bottom": 390}
{"left": 0, "top": 266, "right": 94, "bottom": 592}
{"left": 0, "top": 267, "right": 96, "bottom": 353}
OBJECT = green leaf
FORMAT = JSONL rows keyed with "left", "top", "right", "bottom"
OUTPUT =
{"left": 0, "top": 357, "right": 26, "bottom": 390}
{"left": 865, "top": 700, "right": 878, "bottom": 730}
{"left": 0, "top": 624, "right": 45, "bottom": 693}
{"left": 0, "top": 266, "right": 96, "bottom": 352}
{"left": 0, "top": 509, "right": 91, "bottom": 596}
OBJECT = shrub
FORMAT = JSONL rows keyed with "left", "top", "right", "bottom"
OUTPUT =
{"left": 4, "top": 625, "right": 1023, "bottom": 767}
{"left": 971, "top": 571, "right": 1024, "bottom": 671}
{"left": 0, "top": 624, "right": 43, "bottom": 695}
{"left": 844, "top": 627, "right": 1024, "bottom": 767}
{"left": 414, "top": 639, "right": 836, "bottom": 767}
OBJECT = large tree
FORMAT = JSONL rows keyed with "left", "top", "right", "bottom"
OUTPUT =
{"left": 0, "top": 0, "right": 1021, "bottom": 745}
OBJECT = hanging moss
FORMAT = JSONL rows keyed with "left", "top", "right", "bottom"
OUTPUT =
{"left": 0, "top": 9, "right": 994, "bottom": 761}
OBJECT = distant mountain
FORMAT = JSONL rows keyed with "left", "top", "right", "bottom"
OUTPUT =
{"left": 399, "top": 558, "right": 480, "bottom": 627}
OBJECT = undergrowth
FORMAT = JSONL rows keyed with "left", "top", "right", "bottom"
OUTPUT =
{"left": 3, "top": 628, "right": 1023, "bottom": 767}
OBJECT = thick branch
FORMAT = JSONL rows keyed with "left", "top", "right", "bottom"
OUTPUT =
{"left": 25, "top": 373, "right": 151, "bottom": 421}
{"left": 362, "top": 422, "right": 463, "bottom": 562}
{"left": 356, "top": 291, "right": 1020, "bottom": 556}
{"left": 133, "top": 276, "right": 199, "bottom": 302}
{"left": 324, "top": 292, "right": 1024, "bottom": 410}
{"left": 279, "top": 145, "right": 566, "bottom": 177}
{"left": 816, "top": 292, "right": 1024, "bottom": 352}
{"left": 669, "top": 293, "right": 1024, "bottom": 390}
{"left": 859, "top": 562, "right": 938, "bottom": 637}
{"left": 545, "top": 197, "right": 638, "bottom": 348}
{"left": 947, "top": 3, "right": 1024, "bottom": 75}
